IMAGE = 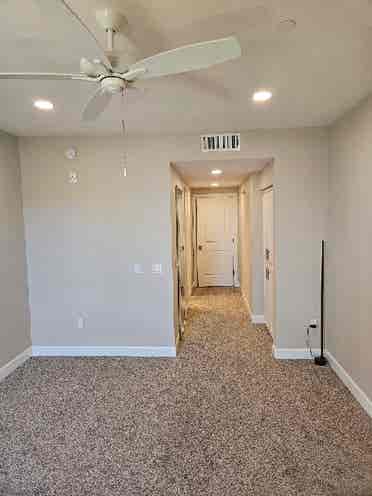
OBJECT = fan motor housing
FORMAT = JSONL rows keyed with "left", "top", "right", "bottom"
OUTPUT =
{"left": 101, "top": 77, "right": 126, "bottom": 94}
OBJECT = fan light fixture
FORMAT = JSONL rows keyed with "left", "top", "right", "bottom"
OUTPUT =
{"left": 0, "top": 4, "right": 241, "bottom": 123}
{"left": 252, "top": 90, "right": 272, "bottom": 103}
{"left": 211, "top": 182, "right": 219, "bottom": 187}
{"left": 34, "top": 99, "right": 54, "bottom": 110}
{"left": 211, "top": 169, "right": 223, "bottom": 175}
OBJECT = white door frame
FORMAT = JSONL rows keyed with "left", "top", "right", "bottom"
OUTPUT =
{"left": 175, "top": 185, "right": 186, "bottom": 340}
{"left": 194, "top": 193, "right": 239, "bottom": 287}
{"left": 262, "top": 187, "right": 274, "bottom": 337}
{"left": 191, "top": 196, "right": 198, "bottom": 290}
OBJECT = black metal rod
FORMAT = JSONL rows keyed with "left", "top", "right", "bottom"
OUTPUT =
{"left": 315, "top": 240, "right": 327, "bottom": 366}
{"left": 320, "top": 240, "right": 325, "bottom": 357}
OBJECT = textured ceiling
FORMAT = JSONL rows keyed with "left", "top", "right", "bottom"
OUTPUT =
{"left": 174, "top": 158, "right": 270, "bottom": 187}
{"left": 1, "top": 0, "right": 372, "bottom": 136}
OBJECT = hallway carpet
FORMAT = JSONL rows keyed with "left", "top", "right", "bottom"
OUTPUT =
{"left": 1, "top": 288, "right": 372, "bottom": 496}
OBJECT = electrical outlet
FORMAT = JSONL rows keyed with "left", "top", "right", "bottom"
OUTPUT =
{"left": 68, "top": 170, "right": 78, "bottom": 184}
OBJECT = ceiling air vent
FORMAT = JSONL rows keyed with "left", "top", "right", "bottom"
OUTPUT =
{"left": 201, "top": 133, "right": 240, "bottom": 152}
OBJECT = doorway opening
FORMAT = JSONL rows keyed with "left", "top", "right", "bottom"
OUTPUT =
{"left": 171, "top": 157, "right": 276, "bottom": 344}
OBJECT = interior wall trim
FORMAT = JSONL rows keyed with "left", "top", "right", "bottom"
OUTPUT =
{"left": 273, "top": 347, "right": 372, "bottom": 418}
{"left": 326, "top": 351, "right": 372, "bottom": 419}
{"left": 0, "top": 347, "right": 32, "bottom": 383}
{"left": 251, "top": 314, "right": 266, "bottom": 325}
{"left": 241, "top": 293, "right": 266, "bottom": 325}
{"left": 273, "top": 347, "right": 320, "bottom": 360}
{"left": 32, "top": 346, "right": 177, "bottom": 358}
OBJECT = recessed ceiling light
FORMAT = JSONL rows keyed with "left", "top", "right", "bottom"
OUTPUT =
{"left": 211, "top": 169, "right": 223, "bottom": 175}
{"left": 252, "top": 90, "right": 272, "bottom": 103}
{"left": 278, "top": 18, "right": 296, "bottom": 33}
{"left": 33, "top": 99, "right": 54, "bottom": 110}
{"left": 211, "top": 182, "right": 219, "bottom": 187}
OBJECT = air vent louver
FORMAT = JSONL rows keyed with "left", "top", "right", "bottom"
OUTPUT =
{"left": 201, "top": 133, "right": 240, "bottom": 152}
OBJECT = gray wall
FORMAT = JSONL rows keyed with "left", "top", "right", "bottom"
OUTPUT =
{"left": 0, "top": 132, "right": 30, "bottom": 368}
{"left": 19, "top": 129, "right": 328, "bottom": 351}
{"left": 238, "top": 177, "right": 251, "bottom": 308}
{"left": 249, "top": 172, "right": 264, "bottom": 316}
{"left": 19, "top": 137, "right": 175, "bottom": 348}
{"left": 328, "top": 96, "right": 372, "bottom": 400}
{"left": 259, "top": 162, "right": 274, "bottom": 191}
{"left": 238, "top": 163, "right": 274, "bottom": 319}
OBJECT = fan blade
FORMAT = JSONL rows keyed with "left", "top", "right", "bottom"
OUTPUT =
{"left": 0, "top": 72, "right": 98, "bottom": 82}
{"left": 33, "top": 0, "right": 113, "bottom": 71}
{"left": 123, "top": 36, "right": 241, "bottom": 81}
{"left": 82, "top": 87, "right": 112, "bottom": 121}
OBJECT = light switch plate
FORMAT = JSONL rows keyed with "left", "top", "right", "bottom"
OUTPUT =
{"left": 134, "top": 264, "right": 144, "bottom": 274}
{"left": 152, "top": 263, "right": 162, "bottom": 274}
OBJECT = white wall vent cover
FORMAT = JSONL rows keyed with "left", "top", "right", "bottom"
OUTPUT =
{"left": 201, "top": 133, "right": 240, "bottom": 152}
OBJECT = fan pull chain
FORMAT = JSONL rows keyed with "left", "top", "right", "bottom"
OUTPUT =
{"left": 121, "top": 88, "right": 128, "bottom": 171}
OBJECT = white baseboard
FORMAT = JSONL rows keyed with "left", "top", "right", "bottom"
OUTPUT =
{"left": 0, "top": 346, "right": 32, "bottom": 382}
{"left": 241, "top": 294, "right": 266, "bottom": 325}
{"left": 326, "top": 351, "right": 372, "bottom": 419}
{"left": 252, "top": 314, "right": 266, "bottom": 325}
{"left": 273, "top": 346, "right": 320, "bottom": 360}
{"left": 32, "top": 346, "right": 177, "bottom": 358}
{"left": 273, "top": 347, "right": 372, "bottom": 418}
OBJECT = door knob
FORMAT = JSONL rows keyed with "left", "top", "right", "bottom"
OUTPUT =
{"left": 198, "top": 245, "right": 203, "bottom": 251}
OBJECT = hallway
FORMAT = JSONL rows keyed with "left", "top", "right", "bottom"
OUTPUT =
{"left": 1, "top": 289, "right": 372, "bottom": 495}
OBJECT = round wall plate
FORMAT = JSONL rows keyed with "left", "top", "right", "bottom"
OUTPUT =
{"left": 65, "top": 148, "right": 77, "bottom": 160}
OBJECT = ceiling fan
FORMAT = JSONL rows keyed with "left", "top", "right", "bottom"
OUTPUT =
{"left": 0, "top": 1, "right": 241, "bottom": 121}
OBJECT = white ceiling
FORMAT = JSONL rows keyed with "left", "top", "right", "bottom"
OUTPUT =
{"left": 174, "top": 158, "right": 270, "bottom": 187}
{"left": 2, "top": 0, "right": 372, "bottom": 136}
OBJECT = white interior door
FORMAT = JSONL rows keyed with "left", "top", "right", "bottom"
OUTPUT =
{"left": 263, "top": 188, "right": 274, "bottom": 335}
{"left": 197, "top": 195, "right": 236, "bottom": 287}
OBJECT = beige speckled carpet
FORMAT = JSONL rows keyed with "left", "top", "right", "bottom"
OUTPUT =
{"left": 1, "top": 288, "right": 372, "bottom": 495}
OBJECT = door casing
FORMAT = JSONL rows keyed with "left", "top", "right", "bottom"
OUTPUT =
{"left": 262, "top": 188, "right": 274, "bottom": 336}
{"left": 175, "top": 186, "right": 186, "bottom": 340}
